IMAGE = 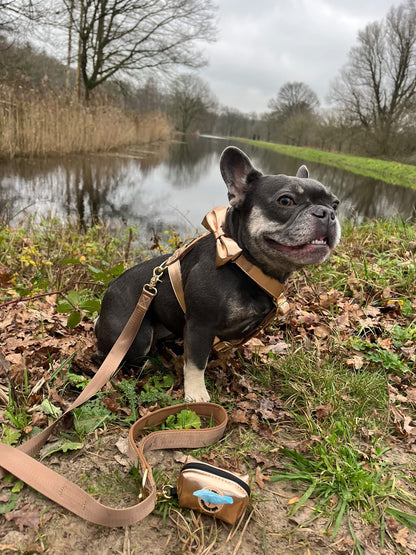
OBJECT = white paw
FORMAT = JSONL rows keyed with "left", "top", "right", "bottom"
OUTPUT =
{"left": 183, "top": 363, "right": 210, "bottom": 402}
{"left": 184, "top": 385, "right": 211, "bottom": 403}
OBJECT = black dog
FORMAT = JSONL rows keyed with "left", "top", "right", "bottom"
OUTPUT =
{"left": 95, "top": 147, "right": 340, "bottom": 401}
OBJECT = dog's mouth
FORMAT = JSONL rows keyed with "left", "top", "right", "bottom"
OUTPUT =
{"left": 264, "top": 235, "right": 330, "bottom": 253}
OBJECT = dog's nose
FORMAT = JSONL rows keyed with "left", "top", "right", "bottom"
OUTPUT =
{"left": 313, "top": 207, "right": 336, "bottom": 221}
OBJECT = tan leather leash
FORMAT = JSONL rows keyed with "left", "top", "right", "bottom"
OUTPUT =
{"left": 0, "top": 403, "right": 227, "bottom": 526}
{"left": 0, "top": 244, "right": 227, "bottom": 526}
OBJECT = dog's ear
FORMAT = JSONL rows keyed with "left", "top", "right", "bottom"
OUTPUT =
{"left": 220, "top": 147, "right": 262, "bottom": 208}
{"left": 296, "top": 165, "right": 309, "bottom": 178}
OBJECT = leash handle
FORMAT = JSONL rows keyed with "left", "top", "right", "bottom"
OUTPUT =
{"left": 0, "top": 403, "right": 227, "bottom": 527}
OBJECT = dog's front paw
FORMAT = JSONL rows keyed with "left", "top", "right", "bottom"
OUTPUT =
{"left": 183, "top": 365, "right": 210, "bottom": 402}
{"left": 184, "top": 386, "right": 211, "bottom": 403}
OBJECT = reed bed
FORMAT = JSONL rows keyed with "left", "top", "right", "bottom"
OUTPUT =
{"left": 0, "top": 84, "right": 173, "bottom": 158}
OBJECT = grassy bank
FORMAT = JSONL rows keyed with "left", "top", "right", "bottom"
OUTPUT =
{"left": 0, "top": 84, "right": 173, "bottom": 158}
{"left": 237, "top": 137, "right": 416, "bottom": 190}
{"left": 0, "top": 217, "right": 415, "bottom": 552}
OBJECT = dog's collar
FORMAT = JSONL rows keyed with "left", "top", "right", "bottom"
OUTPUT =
{"left": 202, "top": 206, "right": 285, "bottom": 301}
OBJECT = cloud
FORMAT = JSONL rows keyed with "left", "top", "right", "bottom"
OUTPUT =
{"left": 201, "top": 0, "right": 404, "bottom": 113}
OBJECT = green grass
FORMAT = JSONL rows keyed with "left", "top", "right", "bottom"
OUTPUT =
{"left": 237, "top": 138, "right": 416, "bottom": 189}
{"left": 250, "top": 351, "right": 389, "bottom": 429}
{"left": 300, "top": 218, "right": 416, "bottom": 305}
{"left": 271, "top": 425, "right": 416, "bottom": 551}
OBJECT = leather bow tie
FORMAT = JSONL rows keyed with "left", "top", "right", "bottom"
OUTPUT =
{"left": 201, "top": 206, "right": 242, "bottom": 267}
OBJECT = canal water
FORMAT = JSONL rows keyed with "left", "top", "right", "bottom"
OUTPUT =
{"left": 1, "top": 136, "right": 415, "bottom": 239}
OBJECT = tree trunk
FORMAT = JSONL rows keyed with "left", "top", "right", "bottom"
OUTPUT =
{"left": 65, "top": 0, "right": 74, "bottom": 91}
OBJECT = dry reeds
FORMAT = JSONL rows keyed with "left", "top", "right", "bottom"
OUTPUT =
{"left": 0, "top": 84, "right": 173, "bottom": 158}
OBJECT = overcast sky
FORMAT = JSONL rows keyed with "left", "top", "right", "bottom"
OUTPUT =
{"left": 199, "top": 0, "right": 404, "bottom": 114}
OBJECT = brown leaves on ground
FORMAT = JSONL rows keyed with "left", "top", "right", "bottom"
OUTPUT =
{"left": 0, "top": 296, "right": 96, "bottom": 398}
{"left": 4, "top": 504, "right": 52, "bottom": 531}
{"left": 0, "top": 266, "right": 415, "bottom": 555}
{"left": 1, "top": 264, "right": 415, "bottom": 453}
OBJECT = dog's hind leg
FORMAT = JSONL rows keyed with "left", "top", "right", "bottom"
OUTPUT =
{"left": 95, "top": 313, "right": 155, "bottom": 365}
{"left": 183, "top": 322, "right": 214, "bottom": 402}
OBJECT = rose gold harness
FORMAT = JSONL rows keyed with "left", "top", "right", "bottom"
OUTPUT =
{"left": 167, "top": 206, "right": 289, "bottom": 352}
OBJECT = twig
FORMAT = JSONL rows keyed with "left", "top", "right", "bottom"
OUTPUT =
{"left": 0, "top": 281, "right": 103, "bottom": 308}
{"left": 232, "top": 511, "right": 254, "bottom": 555}
{"left": 0, "top": 384, "right": 9, "bottom": 405}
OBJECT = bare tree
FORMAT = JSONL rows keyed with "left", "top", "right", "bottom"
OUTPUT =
{"left": 268, "top": 81, "right": 319, "bottom": 120}
{"left": 58, "top": 0, "right": 217, "bottom": 102}
{"left": 214, "top": 107, "right": 264, "bottom": 139}
{"left": 0, "top": 0, "right": 45, "bottom": 34}
{"left": 266, "top": 82, "right": 320, "bottom": 145}
{"left": 329, "top": 0, "right": 416, "bottom": 154}
{"left": 168, "top": 73, "right": 217, "bottom": 134}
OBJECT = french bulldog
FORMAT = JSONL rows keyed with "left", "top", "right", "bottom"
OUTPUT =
{"left": 95, "top": 146, "right": 341, "bottom": 402}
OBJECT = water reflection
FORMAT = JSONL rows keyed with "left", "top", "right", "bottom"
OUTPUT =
{"left": 166, "top": 140, "right": 217, "bottom": 189}
{"left": 0, "top": 137, "right": 415, "bottom": 239}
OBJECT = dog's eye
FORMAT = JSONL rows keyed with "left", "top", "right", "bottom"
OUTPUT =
{"left": 331, "top": 201, "right": 339, "bottom": 211}
{"left": 278, "top": 196, "right": 294, "bottom": 207}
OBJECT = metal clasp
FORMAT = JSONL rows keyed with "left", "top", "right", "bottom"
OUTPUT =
{"left": 160, "top": 484, "right": 174, "bottom": 499}
{"left": 143, "top": 261, "right": 168, "bottom": 295}
{"left": 138, "top": 469, "right": 149, "bottom": 501}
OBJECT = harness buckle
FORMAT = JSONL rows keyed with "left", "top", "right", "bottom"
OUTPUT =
{"left": 213, "top": 340, "right": 235, "bottom": 353}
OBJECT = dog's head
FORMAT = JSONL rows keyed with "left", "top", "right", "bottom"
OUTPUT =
{"left": 221, "top": 146, "right": 341, "bottom": 280}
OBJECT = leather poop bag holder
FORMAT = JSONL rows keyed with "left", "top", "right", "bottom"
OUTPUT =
{"left": 177, "top": 456, "right": 250, "bottom": 524}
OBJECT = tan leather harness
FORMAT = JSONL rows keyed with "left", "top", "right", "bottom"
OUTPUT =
{"left": 168, "top": 206, "right": 289, "bottom": 352}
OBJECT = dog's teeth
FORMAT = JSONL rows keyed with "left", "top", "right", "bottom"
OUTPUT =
{"left": 310, "top": 239, "right": 327, "bottom": 245}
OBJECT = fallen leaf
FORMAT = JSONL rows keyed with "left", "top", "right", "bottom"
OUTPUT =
{"left": 4, "top": 504, "right": 52, "bottom": 531}
{"left": 386, "top": 515, "right": 400, "bottom": 532}
{"left": 364, "top": 305, "right": 381, "bottom": 318}
{"left": 346, "top": 355, "right": 365, "bottom": 369}
{"left": 319, "top": 289, "right": 341, "bottom": 309}
{"left": 0, "top": 263, "right": 12, "bottom": 286}
{"left": 229, "top": 409, "right": 248, "bottom": 424}
{"left": 313, "top": 324, "right": 331, "bottom": 338}
{"left": 257, "top": 398, "right": 279, "bottom": 421}
{"left": 406, "top": 387, "right": 416, "bottom": 403}
{"left": 255, "top": 466, "right": 270, "bottom": 489}
{"left": 377, "top": 337, "right": 393, "bottom": 350}
{"left": 115, "top": 437, "right": 129, "bottom": 456}
{"left": 395, "top": 526, "right": 409, "bottom": 548}
{"left": 103, "top": 396, "right": 121, "bottom": 413}
{"left": 314, "top": 404, "right": 333, "bottom": 419}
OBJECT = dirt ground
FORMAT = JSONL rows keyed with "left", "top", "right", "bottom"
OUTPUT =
{"left": 2, "top": 426, "right": 416, "bottom": 554}
{"left": 1, "top": 296, "right": 416, "bottom": 554}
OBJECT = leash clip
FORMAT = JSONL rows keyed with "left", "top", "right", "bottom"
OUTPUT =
{"left": 138, "top": 468, "right": 149, "bottom": 501}
{"left": 144, "top": 261, "right": 168, "bottom": 294}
